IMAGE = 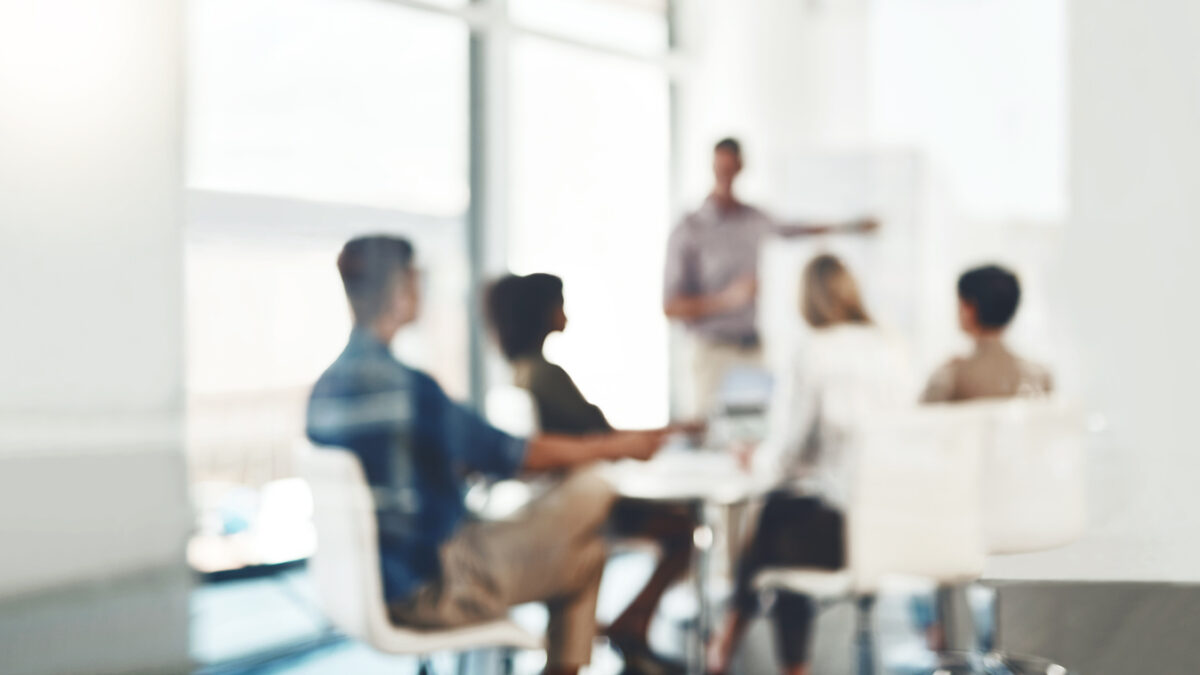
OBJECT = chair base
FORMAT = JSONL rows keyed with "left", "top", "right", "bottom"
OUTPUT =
{"left": 926, "top": 650, "right": 1068, "bottom": 675}
{"left": 982, "top": 651, "right": 1068, "bottom": 675}
{"left": 370, "top": 618, "right": 544, "bottom": 655}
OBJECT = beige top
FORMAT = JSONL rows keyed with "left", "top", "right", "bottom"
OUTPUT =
{"left": 921, "top": 337, "right": 1053, "bottom": 403}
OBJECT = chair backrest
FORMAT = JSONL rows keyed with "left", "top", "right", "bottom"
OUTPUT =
{"left": 485, "top": 385, "right": 540, "bottom": 437}
{"left": 298, "top": 442, "right": 392, "bottom": 644}
{"left": 968, "top": 398, "right": 1086, "bottom": 555}
{"left": 847, "top": 406, "right": 987, "bottom": 591}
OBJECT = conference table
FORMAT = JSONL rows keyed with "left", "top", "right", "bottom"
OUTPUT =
{"left": 597, "top": 447, "right": 774, "bottom": 675}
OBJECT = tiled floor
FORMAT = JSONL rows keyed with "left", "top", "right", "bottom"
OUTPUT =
{"left": 191, "top": 551, "right": 943, "bottom": 674}
{"left": 191, "top": 553, "right": 673, "bottom": 675}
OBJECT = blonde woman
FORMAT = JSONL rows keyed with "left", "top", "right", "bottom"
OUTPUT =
{"left": 709, "top": 254, "right": 912, "bottom": 675}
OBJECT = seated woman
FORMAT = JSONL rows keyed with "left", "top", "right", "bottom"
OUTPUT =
{"left": 486, "top": 273, "right": 695, "bottom": 674}
{"left": 486, "top": 273, "right": 611, "bottom": 434}
{"left": 708, "top": 254, "right": 912, "bottom": 675}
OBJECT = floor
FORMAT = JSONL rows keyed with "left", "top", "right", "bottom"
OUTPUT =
{"left": 191, "top": 551, "right": 945, "bottom": 674}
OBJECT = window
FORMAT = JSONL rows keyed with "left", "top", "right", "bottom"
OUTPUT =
{"left": 509, "top": 0, "right": 670, "bottom": 55}
{"left": 185, "top": 1, "right": 680, "bottom": 665}
{"left": 186, "top": 0, "right": 472, "bottom": 405}
{"left": 188, "top": 0, "right": 469, "bottom": 215}
{"left": 185, "top": 0, "right": 471, "bottom": 589}
{"left": 508, "top": 37, "right": 672, "bottom": 428}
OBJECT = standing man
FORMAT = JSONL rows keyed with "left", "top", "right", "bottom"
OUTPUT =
{"left": 663, "top": 138, "right": 878, "bottom": 416}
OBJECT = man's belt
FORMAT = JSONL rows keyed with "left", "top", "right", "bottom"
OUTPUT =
{"left": 710, "top": 333, "right": 760, "bottom": 349}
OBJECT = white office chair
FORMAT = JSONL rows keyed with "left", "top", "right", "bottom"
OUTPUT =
{"left": 467, "top": 385, "right": 551, "bottom": 522}
{"left": 975, "top": 399, "right": 1086, "bottom": 674}
{"left": 299, "top": 444, "right": 543, "bottom": 669}
{"left": 904, "top": 399, "right": 1084, "bottom": 674}
{"left": 978, "top": 399, "right": 1085, "bottom": 555}
{"left": 485, "top": 385, "right": 540, "bottom": 438}
{"left": 755, "top": 406, "right": 988, "bottom": 675}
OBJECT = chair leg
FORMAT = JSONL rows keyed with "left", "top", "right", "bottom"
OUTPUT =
{"left": 500, "top": 647, "right": 516, "bottom": 675}
{"left": 418, "top": 656, "right": 434, "bottom": 675}
{"left": 975, "top": 584, "right": 997, "bottom": 653}
{"left": 936, "top": 584, "right": 977, "bottom": 654}
{"left": 855, "top": 595, "right": 876, "bottom": 675}
{"left": 984, "top": 587, "right": 1071, "bottom": 674}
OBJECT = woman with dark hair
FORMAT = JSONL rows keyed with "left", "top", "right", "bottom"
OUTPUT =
{"left": 486, "top": 273, "right": 610, "bottom": 434}
{"left": 486, "top": 273, "right": 694, "bottom": 674}
{"left": 707, "top": 254, "right": 912, "bottom": 675}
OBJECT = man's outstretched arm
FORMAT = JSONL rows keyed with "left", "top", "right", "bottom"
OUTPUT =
{"left": 774, "top": 216, "right": 879, "bottom": 238}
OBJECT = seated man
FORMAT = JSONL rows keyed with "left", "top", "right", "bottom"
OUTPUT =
{"left": 306, "top": 236, "right": 665, "bottom": 675}
{"left": 922, "top": 264, "right": 1053, "bottom": 403}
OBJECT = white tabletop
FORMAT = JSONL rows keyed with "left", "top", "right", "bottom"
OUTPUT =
{"left": 597, "top": 448, "right": 772, "bottom": 505}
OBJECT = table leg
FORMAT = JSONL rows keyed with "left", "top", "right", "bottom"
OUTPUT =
{"left": 691, "top": 500, "right": 715, "bottom": 675}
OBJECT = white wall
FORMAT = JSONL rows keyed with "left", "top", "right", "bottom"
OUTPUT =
{"left": 1064, "top": 0, "right": 1200, "bottom": 461}
{"left": 999, "top": 0, "right": 1200, "bottom": 581}
{"left": 868, "top": 0, "right": 1068, "bottom": 224}
{"left": 0, "top": 1, "right": 191, "bottom": 672}
{"left": 676, "top": 0, "right": 872, "bottom": 211}
{"left": 0, "top": 3, "right": 184, "bottom": 415}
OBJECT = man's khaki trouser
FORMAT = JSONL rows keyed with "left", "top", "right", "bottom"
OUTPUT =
{"left": 688, "top": 338, "right": 763, "bottom": 417}
{"left": 390, "top": 470, "right": 617, "bottom": 668}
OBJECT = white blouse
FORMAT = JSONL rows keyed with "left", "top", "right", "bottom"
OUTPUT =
{"left": 753, "top": 323, "right": 915, "bottom": 508}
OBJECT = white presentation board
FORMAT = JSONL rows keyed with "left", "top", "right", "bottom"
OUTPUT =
{"left": 758, "top": 150, "right": 925, "bottom": 375}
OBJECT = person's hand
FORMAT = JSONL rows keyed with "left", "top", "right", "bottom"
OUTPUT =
{"left": 855, "top": 217, "right": 880, "bottom": 234}
{"left": 718, "top": 275, "right": 758, "bottom": 311}
{"left": 667, "top": 419, "right": 707, "bottom": 437}
{"left": 612, "top": 430, "right": 667, "bottom": 462}
{"left": 731, "top": 440, "right": 756, "bottom": 473}
{"left": 670, "top": 419, "right": 708, "bottom": 448}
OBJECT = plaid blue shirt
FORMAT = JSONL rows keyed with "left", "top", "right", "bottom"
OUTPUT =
{"left": 306, "top": 328, "right": 527, "bottom": 602}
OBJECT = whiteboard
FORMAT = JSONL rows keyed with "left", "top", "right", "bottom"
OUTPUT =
{"left": 758, "top": 150, "right": 924, "bottom": 374}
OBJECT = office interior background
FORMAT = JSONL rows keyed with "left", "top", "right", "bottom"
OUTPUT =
{"left": 2, "top": 0, "right": 1199, "bottom": 673}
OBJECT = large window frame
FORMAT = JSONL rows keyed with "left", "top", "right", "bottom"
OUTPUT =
{"left": 455, "top": 0, "right": 684, "bottom": 408}
{"left": 186, "top": 0, "right": 687, "bottom": 410}
{"left": 183, "top": 3, "right": 685, "bottom": 659}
